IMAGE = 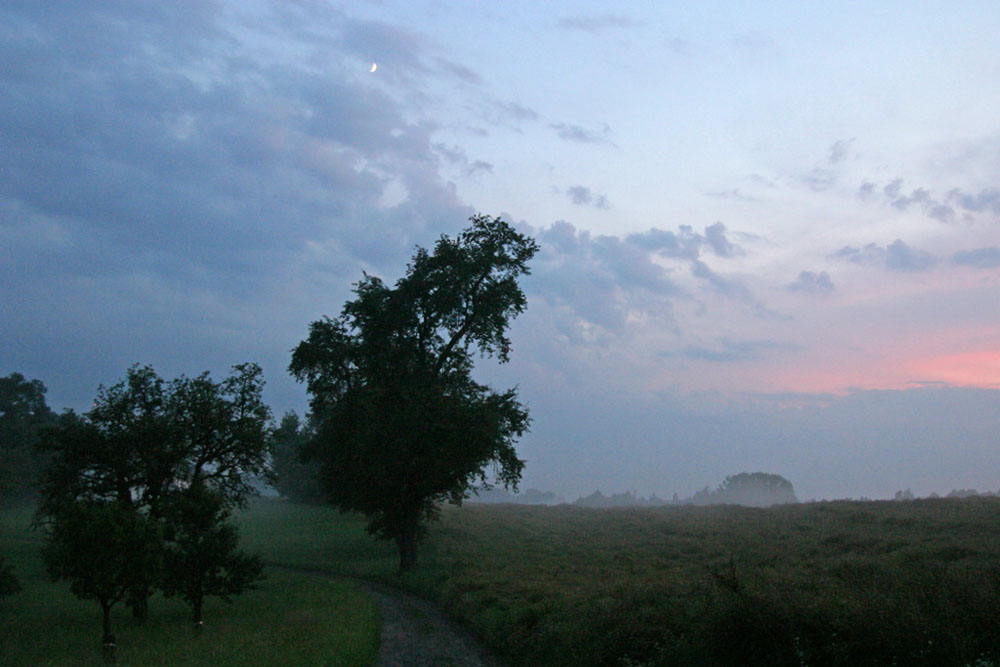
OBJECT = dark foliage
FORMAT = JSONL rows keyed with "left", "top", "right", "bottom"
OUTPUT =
{"left": 290, "top": 214, "right": 537, "bottom": 570}
{"left": 269, "top": 412, "right": 323, "bottom": 504}
{"left": 41, "top": 501, "right": 162, "bottom": 645}
{"left": 0, "top": 555, "right": 20, "bottom": 599}
{"left": 160, "top": 483, "right": 264, "bottom": 627}
{"left": 0, "top": 373, "right": 56, "bottom": 501}
{"left": 36, "top": 363, "right": 271, "bottom": 621}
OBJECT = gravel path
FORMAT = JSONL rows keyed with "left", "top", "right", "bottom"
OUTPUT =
{"left": 271, "top": 566, "right": 506, "bottom": 667}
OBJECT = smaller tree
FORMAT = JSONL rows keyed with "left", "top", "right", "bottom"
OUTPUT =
{"left": 36, "top": 363, "right": 272, "bottom": 620}
{"left": 160, "top": 483, "right": 264, "bottom": 629}
{"left": 0, "top": 556, "right": 20, "bottom": 599}
{"left": 41, "top": 501, "right": 162, "bottom": 651}
{"left": 715, "top": 472, "right": 798, "bottom": 507}
{"left": 0, "top": 373, "right": 56, "bottom": 501}
{"left": 269, "top": 412, "right": 323, "bottom": 504}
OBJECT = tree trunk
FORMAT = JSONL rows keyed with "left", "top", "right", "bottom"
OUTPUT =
{"left": 129, "top": 591, "right": 149, "bottom": 621}
{"left": 193, "top": 596, "right": 204, "bottom": 632}
{"left": 396, "top": 523, "right": 419, "bottom": 573}
{"left": 101, "top": 600, "right": 116, "bottom": 663}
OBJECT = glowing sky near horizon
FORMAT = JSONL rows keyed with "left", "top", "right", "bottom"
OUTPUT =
{"left": 2, "top": 1, "right": 999, "bottom": 499}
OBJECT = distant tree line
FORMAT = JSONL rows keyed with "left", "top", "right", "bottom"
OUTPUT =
{"left": 570, "top": 473, "right": 799, "bottom": 508}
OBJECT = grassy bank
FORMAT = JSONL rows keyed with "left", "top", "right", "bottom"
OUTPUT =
{"left": 240, "top": 496, "right": 1000, "bottom": 666}
{"left": 0, "top": 504, "right": 379, "bottom": 666}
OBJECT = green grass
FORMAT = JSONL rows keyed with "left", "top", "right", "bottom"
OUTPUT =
{"left": 237, "top": 496, "right": 1000, "bottom": 667}
{"left": 0, "top": 503, "right": 379, "bottom": 666}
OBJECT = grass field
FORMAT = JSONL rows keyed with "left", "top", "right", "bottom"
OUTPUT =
{"left": 8, "top": 496, "right": 1000, "bottom": 666}
{"left": 239, "top": 496, "right": 1000, "bottom": 667}
{"left": 0, "top": 503, "right": 379, "bottom": 666}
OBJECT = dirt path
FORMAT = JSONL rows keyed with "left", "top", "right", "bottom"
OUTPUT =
{"left": 270, "top": 566, "right": 506, "bottom": 667}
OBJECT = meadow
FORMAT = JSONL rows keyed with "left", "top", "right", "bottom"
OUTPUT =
{"left": 0, "top": 504, "right": 379, "bottom": 666}
{"left": 6, "top": 497, "right": 1000, "bottom": 665}
{"left": 242, "top": 496, "right": 1000, "bottom": 666}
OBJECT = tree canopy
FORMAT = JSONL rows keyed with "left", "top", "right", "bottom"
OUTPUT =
{"left": 36, "top": 363, "right": 270, "bottom": 625}
{"left": 0, "top": 372, "right": 56, "bottom": 501}
{"left": 290, "top": 214, "right": 538, "bottom": 570}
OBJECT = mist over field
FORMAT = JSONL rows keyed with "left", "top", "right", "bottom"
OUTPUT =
{"left": 2, "top": 2, "right": 999, "bottom": 502}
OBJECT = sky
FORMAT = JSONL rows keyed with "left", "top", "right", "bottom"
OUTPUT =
{"left": 2, "top": 1, "right": 1000, "bottom": 501}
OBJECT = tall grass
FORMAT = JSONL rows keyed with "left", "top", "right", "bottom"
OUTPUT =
{"left": 239, "top": 496, "right": 1000, "bottom": 666}
{"left": 0, "top": 503, "right": 379, "bottom": 666}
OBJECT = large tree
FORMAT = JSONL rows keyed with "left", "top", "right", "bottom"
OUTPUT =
{"left": 0, "top": 373, "right": 56, "bottom": 501}
{"left": 290, "top": 214, "right": 537, "bottom": 571}
{"left": 37, "top": 363, "right": 271, "bottom": 618}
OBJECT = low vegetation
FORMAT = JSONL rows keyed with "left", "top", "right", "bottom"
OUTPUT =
{"left": 243, "top": 496, "right": 1000, "bottom": 667}
{"left": 0, "top": 504, "right": 379, "bottom": 666}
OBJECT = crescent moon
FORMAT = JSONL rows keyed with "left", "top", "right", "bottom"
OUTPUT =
{"left": 370, "top": 63, "right": 377, "bottom": 73}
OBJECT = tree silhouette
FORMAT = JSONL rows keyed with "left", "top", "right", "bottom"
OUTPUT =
{"left": 0, "top": 373, "right": 56, "bottom": 501}
{"left": 160, "top": 482, "right": 263, "bottom": 628}
{"left": 290, "top": 215, "right": 537, "bottom": 571}
{"left": 37, "top": 363, "right": 271, "bottom": 619}
{"left": 41, "top": 501, "right": 162, "bottom": 652}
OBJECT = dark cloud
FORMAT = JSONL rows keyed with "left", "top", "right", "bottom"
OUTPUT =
{"left": 952, "top": 247, "right": 1000, "bottom": 268}
{"left": 566, "top": 185, "right": 610, "bottom": 209}
{"left": 626, "top": 223, "right": 742, "bottom": 260}
{"left": 831, "top": 243, "right": 886, "bottom": 266}
{"left": 885, "top": 239, "right": 937, "bottom": 272}
{"left": 788, "top": 271, "right": 835, "bottom": 296}
{"left": 948, "top": 187, "right": 1000, "bottom": 215}
{"left": 704, "top": 222, "right": 742, "bottom": 257}
{"left": 529, "top": 222, "right": 679, "bottom": 334}
{"left": 0, "top": 2, "right": 476, "bottom": 412}
{"left": 549, "top": 122, "right": 614, "bottom": 145}
{"left": 857, "top": 178, "right": 955, "bottom": 223}
{"left": 831, "top": 240, "right": 936, "bottom": 272}
{"left": 558, "top": 14, "right": 643, "bottom": 32}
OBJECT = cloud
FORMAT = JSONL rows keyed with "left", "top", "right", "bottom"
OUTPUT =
{"left": 433, "top": 144, "right": 494, "bottom": 176}
{"left": 529, "top": 221, "right": 679, "bottom": 335}
{"left": 626, "top": 223, "right": 742, "bottom": 260}
{"left": 704, "top": 222, "right": 742, "bottom": 257}
{"left": 787, "top": 271, "right": 835, "bottom": 296}
{"left": 705, "top": 188, "right": 758, "bottom": 202}
{"left": 828, "top": 138, "right": 855, "bottom": 164}
{"left": 0, "top": 2, "right": 477, "bottom": 410}
{"left": 885, "top": 239, "right": 937, "bottom": 272}
{"left": 831, "top": 240, "right": 936, "bottom": 272}
{"left": 952, "top": 247, "right": 1000, "bottom": 269}
{"left": 857, "top": 178, "right": 955, "bottom": 223}
{"left": 804, "top": 168, "right": 836, "bottom": 192}
{"left": 672, "top": 338, "right": 797, "bottom": 363}
{"left": 566, "top": 185, "right": 609, "bottom": 209}
{"left": 558, "top": 14, "right": 643, "bottom": 32}
{"left": 549, "top": 122, "right": 614, "bottom": 145}
{"left": 948, "top": 187, "right": 1000, "bottom": 215}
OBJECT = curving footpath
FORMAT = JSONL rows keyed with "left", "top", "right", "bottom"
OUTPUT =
{"left": 270, "top": 566, "right": 506, "bottom": 666}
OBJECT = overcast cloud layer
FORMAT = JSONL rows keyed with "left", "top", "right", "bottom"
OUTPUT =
{"left": 3, "top": 2, "right": 999, "bottom": 500}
